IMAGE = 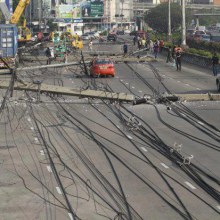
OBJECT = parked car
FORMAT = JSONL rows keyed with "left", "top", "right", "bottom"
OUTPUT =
{"left": 81, "top": 33, "right": 90, "bottom": 40}
{"left": 129, "top": 30, "right": 146, "bottom": 38}
{"left": 107, "top": 33, "right": 117, "bottom": 41}
{"left": 124, "top": 29, "right": 131, "bottom": 34}
{"left": 86, "top": 32, "right": 96, "bottom": 39}
{"left": 116, "top": 30, "right": 124, "bottom": 35}
{"left": 90, "top": 58, "right": 115, "bottom": 77}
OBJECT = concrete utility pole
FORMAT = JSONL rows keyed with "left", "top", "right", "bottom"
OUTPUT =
{"left": 168, "top": 0, "right": 172, "bottom": 42}
{"left": 181, "top": 0, "right": 186, "bottom": 45}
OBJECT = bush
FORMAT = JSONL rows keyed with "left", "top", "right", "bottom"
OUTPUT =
{"left": 187, "top": 48, "right": 212, "bottom": 58}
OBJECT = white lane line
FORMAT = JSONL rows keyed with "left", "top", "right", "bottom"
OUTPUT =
{"left": 177, "top": 81, "right": 181, "bottom": 83}
{"left": 131, "top": 86, "right": 135, "bottom": 89}
{"left": 141, "top": 147, "right": 148, "bottom": 152}
{"left": 40, "top": 150, "right": 45, "bottom": 156}
{"left": 160, "top": 163, "right": 169, "bottom": 169}
{"left": 47, "top": 166, "right": 52, "bottom": 173}
{"left": 27, "top": 118, "right": 31, "bottom": 122}
{"left": 127, "top": 135, "right": 133, "bottom": 139}
{"left": 34, "top": 137, "right": 39, "bottom": 143}
{"left": 125, "top": 82, "right": 129, "bottom": 85}
{"left": 120, "top": 79, "right": 123, "bottom": 82}
{"left": 185, "top": 181, "right": 196, "bottom": 190}
{"left": 185, "top": 84, "right": 190, "bottom": 86}
{"left": 68, "top": 213, "right": 74, "bottom": 220}
{"left": 30, "top": 127, "right": 34, "bottom": 131}
{"left": 138, "top": 90, "right": 142, "bottom": 93}
{"left": 56, "top": 187, "right": 62, "bottom": 194}
{"left": 196, "top": 88, "right": 201, "bottom": 90}
{"left": 217, "top": 205, "right": 220, "bottom": 210}
{"left": 197, "top": 121, "right": 205, "bottom": 126}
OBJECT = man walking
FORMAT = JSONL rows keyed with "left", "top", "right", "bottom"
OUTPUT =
{"left": 176, "top": 49, "right": 182, "bottom": 71}
{"left": 211, "top": 52, "right": 219, "bottom": 76}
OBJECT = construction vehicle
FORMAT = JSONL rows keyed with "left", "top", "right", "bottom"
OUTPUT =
{"left": 0, "top": 0, "right": 31, "bottom": 45}
{"left": 10, "top": 0, "right": 32, "bottom": 44}
{"left": 0, "top": 0, "right": 32, "bottom": 69}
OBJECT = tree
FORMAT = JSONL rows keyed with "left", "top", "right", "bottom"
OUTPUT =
{"left": 144, "top": 3, "right": 190, "bottom": 33}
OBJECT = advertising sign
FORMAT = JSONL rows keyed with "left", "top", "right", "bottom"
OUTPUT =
{"left": 81, "top": 0, "right": 103, "bottom": 18}
{"left": 56, "top": 4, "right": 81, "bottom": 19}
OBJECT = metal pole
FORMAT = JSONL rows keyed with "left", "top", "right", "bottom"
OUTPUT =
{"left": 168, "top": 0, "right": 172, "bottom": 42}
{"left": 181, "top": 0, "right": 186, "bottom": 45}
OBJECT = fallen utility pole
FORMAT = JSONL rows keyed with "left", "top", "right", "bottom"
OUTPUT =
{"left": 159, "top": 93, "right": 220, "bottom": 102}
{"left": 0, "top": 80, "right": 134, "bottom": 102}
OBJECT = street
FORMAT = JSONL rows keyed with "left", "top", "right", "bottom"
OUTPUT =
{"left": 0, "top": 38, "right": 220, "bottom": 220}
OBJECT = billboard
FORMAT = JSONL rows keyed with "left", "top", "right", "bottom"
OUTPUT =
{"left": 56, "top": 4, "right": 81, "bottom": 19}
{"left": 81, "top": 0, "right": 104, "bottom": 18}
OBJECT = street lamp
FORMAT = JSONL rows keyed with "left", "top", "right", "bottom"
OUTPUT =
{"left": 168, "top": 0, "right": 172, "bottom": 42}
{"left": 181, "top": 0, "right": 186, "bottom": 45}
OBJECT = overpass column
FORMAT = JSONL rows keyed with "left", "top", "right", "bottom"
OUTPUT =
{"left": 181, "top": 0, "right": 186, "bottom": 45}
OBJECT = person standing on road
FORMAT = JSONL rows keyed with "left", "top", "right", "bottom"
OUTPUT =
{"left": 123, "top": 42, "right": 128, "bottom": 56}
{"left": 176, "top": 49, "right": 182, "bottom": 71}
{"left": 166, "top": 46, "right": 172, "bottom": 63}
{"left": 88, "top": 40, "right": 93, "bottom": 51}
{"left": 133, "top": 36, "right": 136, "bottom": 45}
{"left": 211, "top": 52, "right": 219, "bottom": 76}
{"left": 153, "top": 41, "right": 159, "bottom": 59}
{"left": 45, "top": 47, "right": 51, "bottom": 65}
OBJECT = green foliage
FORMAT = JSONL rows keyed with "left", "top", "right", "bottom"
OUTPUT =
{"left": 187, "top": 48, "right": 213, "bottom": 58}
{"left": 186, "top": 38, "right": 220, "bottom": 53}
{"left": 144, "top": 3, "right": 191, "bottom": 33}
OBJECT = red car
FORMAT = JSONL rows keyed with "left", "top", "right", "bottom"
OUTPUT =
{"left": 90, "top": 58, "right": 115, "bottom": 77}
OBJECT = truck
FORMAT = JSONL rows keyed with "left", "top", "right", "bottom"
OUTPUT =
{"left": 0, "top": 24, "right": 18, "bottom": 69}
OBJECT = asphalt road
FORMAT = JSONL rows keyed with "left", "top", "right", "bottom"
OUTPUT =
{"left": 0, "top": 38, "right": 220, "bottom": 220}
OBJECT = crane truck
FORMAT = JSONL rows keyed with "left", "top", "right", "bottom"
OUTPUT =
{"left": 0, "top": 0, "right": 31, "bottom": 69}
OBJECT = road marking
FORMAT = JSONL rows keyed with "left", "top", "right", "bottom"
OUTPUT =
{"left": 40, "top": 150, "right": 44, "bottom": 156}
{"left": 116, "top": 125, "right": 120, "bottom": 128}
{"left": 127, "top": 135, "right": 133, "bottom": 139}
{"left": 138, "top": 90, "right": 142, "bottom": 93}
{"left": 185, "top": 181, "right": 196, "bottom": 190}
{"left": 185, "top": 84, "right": 190, "bottom": 86}
{"left": 160, "top": 163, "right": 169, "bottom": 169}
{"left": 47, "top": 166, "right": 52, "bottom": 173}
{"left": 177, "top": 81, "right": 181, "bottom": 83}
{"left": 34, "top": 137, "right": 39, "bottom": 143}
{"left": 217, "top": 205, "right": 220, "bottom": 210}
{"left": 30, "top": 127, "right": 34, "bottom": 131}
{"left": 196, "top": 88, "right": 201, "bottom": 90}
{"left": 131, "top": 86, "right": 135, "bottom": 89}
{"left": 27, "top": 118, "right": 31, "bottom": 122}
{"left": 68, "top": 213, "right": 74, "bottom": 220}
{"left": 141, "top": 147, "right": 148, "bottom": 152}
{"left": 120, "top": 79, "right": 123, "bottom": 82}
{"left": 56, "top": 187, "right": 62, "bottom": 194}
{"left": 125, "top": 82, "right": 129, "bottom": 85}
{"left": 197, "top": 121, "right": 204, "bottom": 125}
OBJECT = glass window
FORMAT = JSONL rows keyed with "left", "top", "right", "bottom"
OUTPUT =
{"left": 95, "top": 59, "right": 112, "bottom": 64}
